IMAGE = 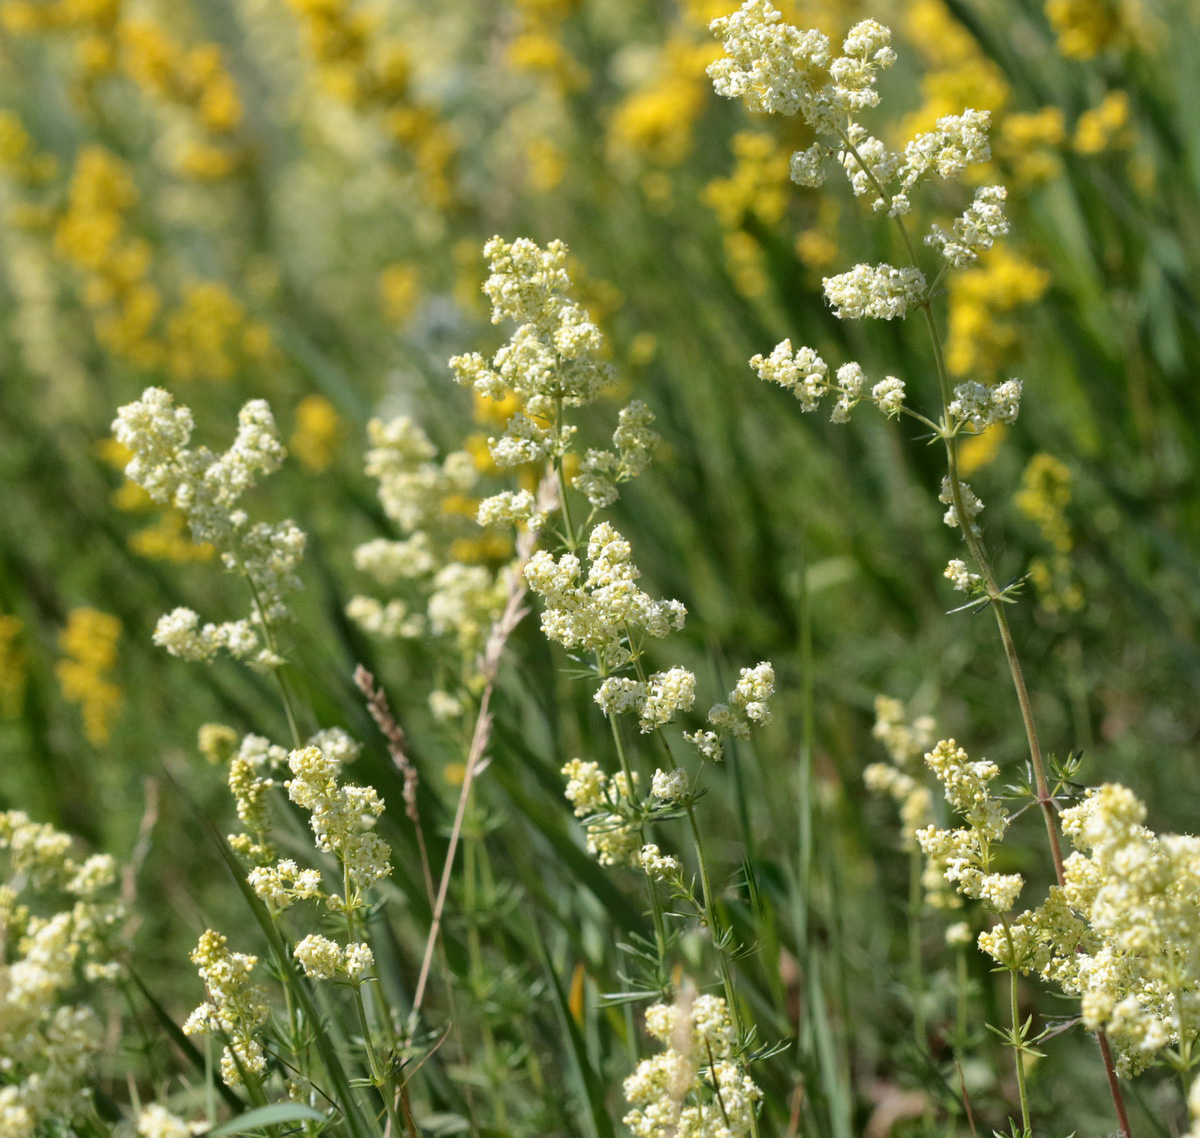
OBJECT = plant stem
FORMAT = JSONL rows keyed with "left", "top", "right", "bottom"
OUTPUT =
{"left": 1008, "top": 966, "right": 1032, "bottom": 1136}
{"left": 837, "top": 125, "right": 1131, "bottom": 1134}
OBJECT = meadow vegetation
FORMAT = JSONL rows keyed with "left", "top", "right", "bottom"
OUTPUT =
{"left": 3, "top": 0, "right": 1200, "bottom": 1135}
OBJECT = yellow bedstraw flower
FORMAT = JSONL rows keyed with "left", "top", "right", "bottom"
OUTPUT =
{"left": 289, "top": 394, "right": 342, "bottom": 473}
{"left": 1015, "top": 453, "right": 1083, "bottom": 614}
{"left": 0, "top": 613, "right": 26, "bottom": 718}
{"left": 1044, "top": 0, "right": 1122, "bottom": 59}
{"left": 55, "top": 607, "right": 122, "bottom": 745}
{"left": 0, "top": 811, "right": 122, "bottom": 1131}
{"left": 1074, "top": 90, "right": 1132, "bottom": 155}
{"left": 378, "top": 262, "right": 420, "bottom": 324}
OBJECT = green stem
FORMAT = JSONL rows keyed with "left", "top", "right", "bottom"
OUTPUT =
{"left": 1008, "top": 965, "right": 1032, "bottom": 1136}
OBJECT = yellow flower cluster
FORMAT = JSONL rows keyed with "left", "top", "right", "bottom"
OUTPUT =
{"left": 904, "top": 0, "right": 1071, "bottom": 189}
{"left": 1015, "top": 453, "right": 1083, "bottom": 614}
{"left": 118, "top": 18, "right": 243, "bottom": 178}
{"left": 0, "top": 111, "right": 58, "bottom": 189}
{"left": 164, "top": 281, "right": 274, "bottom": 383}
{"left": 1074, "top": 90, "right": 1132, "bottom": 155}
{"left": 54, "top": 145, "right": 162, "bottom": 368}
{"left": 286, "top": 0, "right": 457, "bottom": 207}
{"left": 0, "top": 0, "right": 121, "bottom": 84}
{"left": 703, "top": 132, "right": 793, "bottom": 298}
{"left": 608, "top": 38, "right": 721, "bottom": 168}
{"left": 505, "top": 0, "right": 588, "bottom": 96}
{"left": 55, "top": 607, "right": 123, "bottom": 745}
{"left": 0, "top": 613, "right": 25, "bottom": 719}
{"left": 945, "top": 247, "right": 1050, "bottom": 379}
{"left": 1044, "top": 0, "right": 1123, "bottom": 59}
{"left": 289, "top": 394, "right": 342, "bottom": 473}
{"left": 378, "top": 262, "right": 420, "bottom": 325}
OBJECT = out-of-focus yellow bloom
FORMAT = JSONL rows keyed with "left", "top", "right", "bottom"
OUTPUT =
{"left": 290, "top": 395, "right": 342, "bottom": 473}
{"left": 703, "top": 131, "right": 791, "bottom": 230}
{"left": 164, "top": 282, "right": 248, "bottom": 383}
{"left": 628, "top": 332, "right": 657, "bottom": 367}
{"left": 286, "top": 0, "right": 458, "bottom": 207}
{"left": 1045, "top": 0, "right": 1121, "bottom": 59}
{"left": 0, "top": 111, "right": 58, "bottom": 184}
{"left": 129, "top": 512, "right": 215, "bottom": 563}
{"left": 946, "top": 248, "right": 1050, "bottom": 378}
{"left": 998, "top": 108, "right": 1065, "bottom": 184}
{"left": 56, "top": 607, "right": 123, "bottom": 745}
{"left": 449, "top": 534, "right": 513, "bottom": 565}
{"left": 473, "top": 390, "right": 521, "bottom": 429}
{"left": 723, "top": 230, "right": 768, "bottom": 299}
{"left": 957, "top": 424, "right": 1008, "bottom": 477}
{"left": 1016, "top": 454, "right": 1083, "bottom": 614}
{"left": 526, "top": 137, "right": 567, "bottom": 191}
{"left": 0, "top": 613, "right": 26, "bottom": 719}
{"left": 795, "top": 228, "right": 838, "bottom": 271}
{"left": 118, "top": 19, "right": 244, "bottom": 177}
{"left": 378, "top": 263, "right": 420, "bottom": 325}
{"left": 608, "top": 39, "right": 720, "bottom": 168}
{"left": 1074, "top": 91, "right": 1132, "bottom": 155}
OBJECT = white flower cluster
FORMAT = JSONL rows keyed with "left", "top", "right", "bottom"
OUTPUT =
{"left": 624, "top": 995, "right": 762, "bottom": 1138}
{"left": 684, "top": 662, "right": 775, "bottom": 763}
{"left": 900, "top": 110, "right": 993, "bottom": 190}
{"left": 638, "top": 843, "right": 681, "bottom": 882}
{"left": 916, "top": 740, "right": 1023, "bottom": 913}
{"left": 572, "top": 400, "right": 660, "bottom": 510}
{"left": 182, "top": 929, "right": 269, "bottom": 1088}
{"left": 561, "top": 759, "right": 641, "bottom": 867}
{"left": 948, "top": 379, "right": 1023, "bottom": 431}
{"left": 594, "top": 666, "right": 697, "bottom": 733}
{"left": 982, "top": 784, "right": 1200, "bottom": 1075}
{"left": 450, "top": 236, "right": 614, "bottom": 467}
{"left": 708, "top": 2, "right": 893, "bottom": 129}
{"left": 943, "top": 559, "right": 982, "bottom": 593}
{"left": 822, "top": 263, "right": 926, "bottom": 321}
{"left": 286, "top": 745, "right": 392, "bottom": 908}
{"left": 864, "top": 696, "right": 937, "bottom": 856}
{"left": 0, "top": 812, "right": 122, "bottom": 1135}
{"left": 348, "top": 416, "right": 505, "bottom": 656}
{"left": 926, "top": 185, "right": 1009, "bottom": 268}
{"left": 651, "top": 767, "right": 689, "bottom": 803}
{"left": 476, "top": 489, "right": 546, "bottom": 533}
{"left": 751, "top": 340, "right": 905, "bottom": 420}
{"left": 938, "top": 476, "right": 984, "bottom": 536}
{"left": 113, "top": 388, "right": 305, "bottom": 670}
{"left": 525, "top": 522, "right": 687, "bottom": 669}
{"left": 293, "top": 933, "right": 374, "bottom": 982}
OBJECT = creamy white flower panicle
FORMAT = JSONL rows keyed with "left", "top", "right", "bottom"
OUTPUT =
{"left": 939, "top": 476, "right": 984, "bottom": 535}
{"left": 476, "top": 489, "right": 547, "bottom": 532}
{"left": 926, "top": 185, "right": 1009, "bottom": 267}
{"left": 525, "top": 522, "right": 687, "bottom": 669}
{"left": 899, "top": 110, "right": 992, "bottom": 189}
{"left": 639, "top": 843, "right": 681, "bottom": 881}
{"left": 981, "top": 783, "right": 1200, "bottom": 1075}
{"left": 114, "top": 388, "right": 303, "bottom": 670}
{"left": 708, "top": 2, "right": 893, "bottom": 130}
{"left": 293, "top": 933, "right": 374, "bottom": 982}
{"left": 450, "top": 237, "right": 615, "bottom": 468}
{"left": 624, "top": 995, "right": 762, "bottom": 1138}
{"left": 0, "top": 813, "right": 122, "bottom": 1133}
{"left": 183, "top": 929, "right": 269, "bottom": 1088}
{"left": 286, "top": 745, "right": 391, "bottom": 908}
{"left": 864, "top": 697, "right": 940, "bottom": 861}
{"left": 948, "top": 379, "right": 1023, "bottom": 431}
{"left": 573, "top": 400, "right": 661, "bottom": 510}
{"left": 651, "top": 767, "right": 689, "bottom": 803}
{"left": 683, "top": 661, "right": 775, "bottom": 762}
{"left": 561, "top": 759, "right": 642, "bottom": 867}
{"left": 944, "top": 559, "right": 982, "bottom": 593}
{"left": 751, "top": 341, "right": 905, "bottom": 422}
{"left": 822, "top": 263, "right": 926, "bottom": 321}
{"left": 915, "top": 739, "right": 1023, "bottom": 912}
